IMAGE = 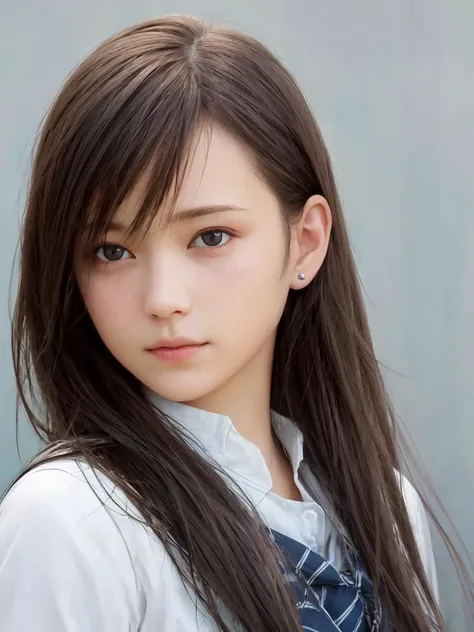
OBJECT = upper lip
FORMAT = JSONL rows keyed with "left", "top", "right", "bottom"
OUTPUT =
{"left": 147, "top": 337, "right": 205, "bottom": 350}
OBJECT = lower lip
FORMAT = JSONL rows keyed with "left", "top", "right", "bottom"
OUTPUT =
{"left": 148, "top": 343, "right": 208, "bottom": 362}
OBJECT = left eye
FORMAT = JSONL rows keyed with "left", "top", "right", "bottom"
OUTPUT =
{"left": 193, "top": 231, "right": 231, "bottom": 248}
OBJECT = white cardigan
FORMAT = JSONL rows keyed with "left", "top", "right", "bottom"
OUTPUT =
{"left": 0, "top": 397, "right": 438, "bottom": 631}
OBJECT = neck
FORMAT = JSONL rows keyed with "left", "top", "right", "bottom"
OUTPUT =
{"left": 153, "top": 336, "right": 303, "bottom": 502}
{"left": 185, "top": 337, "right": 277, "bottom": 460}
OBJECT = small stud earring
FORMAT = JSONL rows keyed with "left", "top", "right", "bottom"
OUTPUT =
{"left": 298, "top": 272, "right": 305, "bottom": 280}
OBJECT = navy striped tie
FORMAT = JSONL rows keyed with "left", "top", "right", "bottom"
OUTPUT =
{"left": 270, "top": 530, "right": 383, "bottom": 632}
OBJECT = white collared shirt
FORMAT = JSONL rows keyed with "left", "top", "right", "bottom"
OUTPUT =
{"left": 0, "top": 398, "right": 438, "bottom": 631}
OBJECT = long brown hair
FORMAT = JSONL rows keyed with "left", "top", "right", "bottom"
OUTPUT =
{"left": 10, "top": 15, "right": 470, "bottom": 631}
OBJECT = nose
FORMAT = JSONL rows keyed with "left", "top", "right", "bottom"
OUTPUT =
{"left": 143, "top": 255, "right": 191, "bottom": 319}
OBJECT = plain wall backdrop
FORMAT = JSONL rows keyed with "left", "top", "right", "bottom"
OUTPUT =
{"left": 1, "top": 1, "right": 472, "bottom": 629}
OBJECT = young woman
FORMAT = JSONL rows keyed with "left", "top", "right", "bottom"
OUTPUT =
{"left": 0, "top": 14, "right": 466, "bottom": 632}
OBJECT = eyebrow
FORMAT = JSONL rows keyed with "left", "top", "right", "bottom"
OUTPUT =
{"left": 106, "top": 205, "right": 249, "bottom": 232}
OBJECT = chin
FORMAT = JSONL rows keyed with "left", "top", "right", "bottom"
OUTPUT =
{"left": 144, "top": 374, "right": 220, "bottom": 405}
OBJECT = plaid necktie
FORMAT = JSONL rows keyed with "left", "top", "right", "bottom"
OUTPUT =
{"left": 270, "top": 530, "right": 383, "bottom": 632}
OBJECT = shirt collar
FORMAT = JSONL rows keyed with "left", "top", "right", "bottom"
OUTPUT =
{"left": 148, "top": 393, "right": 305, "bottom": 500}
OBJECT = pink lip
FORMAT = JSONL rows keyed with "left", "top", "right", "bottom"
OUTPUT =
{"left": 147, "top": 339, "right": 208, "bottom": 362}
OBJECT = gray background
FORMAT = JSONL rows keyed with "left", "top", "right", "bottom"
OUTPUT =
{"left": 1, "top": 1, "right": 472, "bottom": 629}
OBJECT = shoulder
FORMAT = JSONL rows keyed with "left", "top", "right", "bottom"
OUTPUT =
{"left": 0, "top": 458, "right": 135, "bottom": 539}
{"left": 0, "top": 457, "right": 160, "bottom": 569}
{"left": 3, "top": 457, "right": 127, "bottom": 515}
{"left": 396, "top": 471, "right": 439, "bottom": 601}
{"left": 0, "top": 457, "right": 142, "bottom": 568}
{"left": 0, "top": 458, "right": 165, "bottom": 630}
{"left": 396, "top": 471, "right": 430, "bottom": 547}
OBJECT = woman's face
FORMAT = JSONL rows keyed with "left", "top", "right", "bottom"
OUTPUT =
{"left": 76, "top": 125, "right": 315, "bottom": 407}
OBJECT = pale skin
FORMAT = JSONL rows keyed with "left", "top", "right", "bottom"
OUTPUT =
{"left": 76, "top": 124, "right": 332, "bottom": 501}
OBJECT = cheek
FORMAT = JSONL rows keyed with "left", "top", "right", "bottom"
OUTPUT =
{"left": 79, "top": 273, "right": 136, "bottom": 335}
{"left": 207, "top": 237, "right": 288, "bottom": 313}
{"left": 223, "top": 233, "right": 286, "bottom": 285}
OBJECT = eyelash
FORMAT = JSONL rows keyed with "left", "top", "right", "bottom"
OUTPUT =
{"left": 92, "top": 227, "right": 237, "bottom": 264}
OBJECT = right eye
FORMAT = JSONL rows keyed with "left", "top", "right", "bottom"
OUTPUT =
{"left": 95, "top": 244, "right": 132, "bottom": 263}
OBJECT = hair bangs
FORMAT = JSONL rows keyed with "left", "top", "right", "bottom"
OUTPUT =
{"left": 69, "top": 55, "right": 203, "bottom": 249}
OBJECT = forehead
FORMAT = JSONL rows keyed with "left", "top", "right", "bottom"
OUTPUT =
{"left": 112, "top": 124, "right": 271, "bottom": 227}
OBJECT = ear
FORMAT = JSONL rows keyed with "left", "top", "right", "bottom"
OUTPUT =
{"left": 289, "top": 194, "right": 332, "bottom": 290}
